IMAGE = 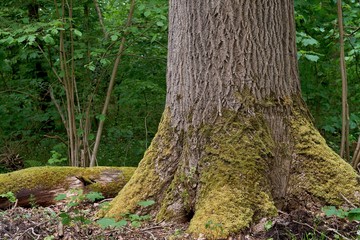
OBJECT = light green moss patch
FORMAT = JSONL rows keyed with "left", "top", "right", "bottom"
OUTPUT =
{"left": 290, "top": 111, "right": 360, "bottom": 205}
{"left": 0, "top": 166, "right": 135, "bottom": 197}
{"left": 188, "top": 111, "right": 277, "bottom": 238}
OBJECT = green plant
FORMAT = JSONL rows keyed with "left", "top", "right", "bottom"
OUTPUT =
{"left": 264, "top": 220, "right": 273, "bottom": 231}
{"left": 322, "top": 206, "right": 360, "bottom": 221}
{"left": 97, "top": 217, "right": 128, "bottom": 229}
{"left": 47, "top": 150, "right": 67, "bottom": 166}
{"left": 96, "top": 199, "right": 155, "bottom": 229}
{"left": 28, "top": 194, "right": 38, "bottom": 208}
{"left": 0, "top": 191, "right": 17, "bottom": 203}
{"left": 54, "top": 189, "right": 104, "bottom": 225}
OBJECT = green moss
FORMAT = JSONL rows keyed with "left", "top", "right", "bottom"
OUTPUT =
{"left": 290, "top": 110, "right": 360, "bottom": 205}
{"left": 85, "top": 167, "right": 136, "bottom": 197}
{"left": 187, "top": 110, "right": 277, "bottom": 238}
{"left": 0, "top": 166, "right": 135, "bottom": 197}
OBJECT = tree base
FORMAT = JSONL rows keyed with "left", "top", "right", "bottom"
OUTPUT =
{"left": 105, "top": 107, "right": 360, "bottom": 238}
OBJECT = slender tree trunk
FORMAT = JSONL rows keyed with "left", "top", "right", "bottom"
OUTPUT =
{"left": 338, "top": 0, "right": 350, "bottom": 161}
{"left": 105, "top": 0, "right": 360, "bottom": 237}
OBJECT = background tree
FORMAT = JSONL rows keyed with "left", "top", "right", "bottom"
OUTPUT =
{"left": 104, "top": 0, "right": 360, "bottom": 238}
{"left": 0, "top": 0, "right": 168, "bottom": 169}
{"left": 1, "top": 0, "right": 359, "bottom": 172}
{"left": 296, "top": 0, "right": 360, "bottom": 157}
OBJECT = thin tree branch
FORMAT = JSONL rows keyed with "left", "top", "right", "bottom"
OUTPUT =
{"left": 93, "top": 0, "right": 108, "bottom": 39}
{"left": 49, "top": 87, "right": 68, "bottom": 132}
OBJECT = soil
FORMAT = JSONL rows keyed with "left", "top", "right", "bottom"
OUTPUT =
{"left": 0, "top": 199, "right": 358, "bottom": 240}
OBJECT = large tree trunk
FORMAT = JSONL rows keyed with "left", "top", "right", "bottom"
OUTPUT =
{"left": 105, "top": 0, "right": 360, "bottom": 237}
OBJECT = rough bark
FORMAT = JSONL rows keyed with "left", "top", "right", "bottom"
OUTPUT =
{"left": 0, "top": 166, "right": 135, "bottom": 209}
{"left": 105, "top": 0, "right": 360, "bottom": 238}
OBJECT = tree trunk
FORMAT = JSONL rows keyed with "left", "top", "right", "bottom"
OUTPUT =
{"left": 0, "top": 166, "right": 135, "bottom": 209}
{"left": 105, "top": 0, "right": 360, "bottom": 237}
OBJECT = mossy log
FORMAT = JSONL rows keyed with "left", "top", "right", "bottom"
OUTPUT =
{"left": 0, "top": 166, "right": 135, "bottom": 209}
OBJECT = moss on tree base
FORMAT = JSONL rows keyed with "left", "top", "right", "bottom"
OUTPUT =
{"left": 104, "top": 106, "right": 360, "bottom": 239}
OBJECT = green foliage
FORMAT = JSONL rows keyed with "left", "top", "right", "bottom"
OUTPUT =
{"left": 85, "top": 191, "right": 105, "bottom": 202}
{"left": 264, "top": 220, "right": 273, "bottom": 231}
{"left": 54, "top": 189, "right": 104, "bottom": 225}
{"left": 97, "top": 217, "right": 127, "bottom": 229}
{"left": 137, "top": 199, "right": 155, "bottom": 207}
{"left": 322, "top": 206, "right": 360, "bottom": 221}
{"left": 0, "top": 191, "right": 17, "bottom": 203}
{"left": 47, "top": 150, "right": 67, "bottom": 166}
{"left": 96, "top": 199, "right": 155, "bottom": 229}
{"left": 295, "top": 0, "right": 360, "bottom": 156}
{"left": 0, "top": 0, "right": 167, "bottom": 168}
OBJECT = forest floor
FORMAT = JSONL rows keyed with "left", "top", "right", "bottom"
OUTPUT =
{"left": 0, "top": 199, "right": 358, "bottom": 240}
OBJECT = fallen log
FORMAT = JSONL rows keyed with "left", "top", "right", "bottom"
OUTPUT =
{"left": 0, "top": 166, "right": 135, "bottom": 209}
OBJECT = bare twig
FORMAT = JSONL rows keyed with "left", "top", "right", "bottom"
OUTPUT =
{"left": 93, "top": 0, "right": 108, "bottom": 39}
{"left": 327, "top": 227, "right": 351, "bottom": 240}
{"left": 49, "top": 87, "right": 68, "bottom": 133}
{"left": 340, "top": 193, "right": 357, "bottom": 208}
{"left": 145, "top": 230, "right": 156, "bottom": 240}
{"left": 43, "top": 134, "right": 68, "bottom": 146}
{"left": 293, "top": 220, "right": 332, "bottom": 240}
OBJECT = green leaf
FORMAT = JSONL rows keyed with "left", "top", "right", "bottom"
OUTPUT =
{"left": 131, "top": 221, "right": 141, "bottom": 228}
{"left": 17, "top": 35, "right": 27, "bottom": 43}
{"left": 138, "top": 4, "right": 146, "bottom": 11}
{"left": 51, "top": 28, "right": 59, "bottom": 35}
{"left": 74, "top": 29, "right": 82, "bottom": 37}
{"left": 88, "top": 133, "right": 95, "bottom": 141}
{"left": 43, "top": 35, "right": 55, "bottom": 45}
{"left": 115, "top": 219, "right": 128, "bottom": 227}
{"left": 85, "top": 191, "right": 104, "bottom": 202}
{"left": 111, "top": 35, "right": 118, "bottom": 41}
{"left": 54, "top": 193, "right": 67, "bottom": 201}
{"left": 100, "top": 59, "right": 109, "bottom": 66}
{"left": 347, "top": 208, "right": 360, "bottom": 221}
{"left": 302, "top": 38, "right": 318, "bottom": 46}
{"left": 144, "top": 11, "right": 151, "bottom": 17}
{"left": 96, "top": 114, "right": 106, "bottom": 122}
{"left": 156, "top": 21, "right": 165, "bottom": 27}
{"left": 21, "top": 18, "right": 30, "bottom": 24}
{"left": 59, "top": 213, "right": 71, "bottom": 225}
{"left": 0, "top": 192, "right": 17, "bottom": 203}
{"left": 264, "top": 220, "right": 273, "bottom": 231}
{"left": 129, "top": 27, "right": 139, "bottom": 34}
{"left": 97, "top": 218, "right": 117, "bottom": 229}
{"left": 27, "top": 35, "right": 36, "bottom": 45}
{"left": 129, "top": 214, "right": 141, "bottom": 221}
{"left": 322, "top": 206, "right": 348, "bottom": 218}
{"left": 304, "top": 54, "right": 319, "bottom": 62}
{"left": 137, "top": 199, "right": 155, "bottom": 207}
